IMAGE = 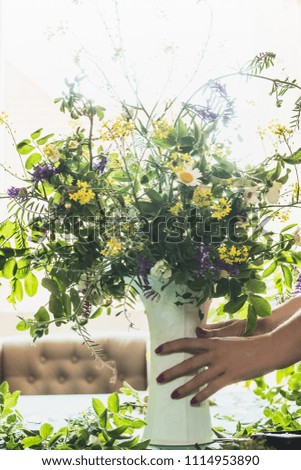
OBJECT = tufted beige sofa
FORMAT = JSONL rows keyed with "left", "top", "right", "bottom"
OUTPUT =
{"left": 0, "top": 333, "right": 147, "bottom": 395}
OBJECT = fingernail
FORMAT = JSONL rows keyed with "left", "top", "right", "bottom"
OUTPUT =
{"left": 155, "top": 345, "right": 163, "bottom": 354}
{"left": 196, "top": 327, "right": 207, "bottom": 337}
{"left": 156, "top": 373, "right": 165, "bottom": 383}
{"left": 171, "top": 390, "right": 180, "bottom": 399}
{"left": 190, "top": 397, "right": 198, "bottom": 405}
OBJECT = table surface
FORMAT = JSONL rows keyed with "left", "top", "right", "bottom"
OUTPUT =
{"left": 17, "top": 385, "right": 263, "bottom": 434}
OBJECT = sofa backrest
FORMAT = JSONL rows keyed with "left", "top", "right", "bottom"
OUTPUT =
{"left": 0, "top": 333, "right": 147, "bottom": 394}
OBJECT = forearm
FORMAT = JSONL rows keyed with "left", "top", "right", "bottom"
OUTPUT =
{"left": 268, "top": 308, "right": 301, "bottom": 370}
{"left": 260, "top": 295, "right": 301, "bottom": 332}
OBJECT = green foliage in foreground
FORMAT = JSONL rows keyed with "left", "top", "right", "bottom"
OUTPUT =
{"left": 0, "top": 382, "right": 149, "bottom": 450}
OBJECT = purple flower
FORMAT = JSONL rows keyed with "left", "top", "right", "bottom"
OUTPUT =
{"left": 95, "top": 157, "right": 108, "bottom": 174}
{"left": 196, "top": 244, "right": 213, "bottom": 274}
{"left": 294, "top": 271, "right": 301, "bottom": 295}
{"left": 7, "top": 186, "right": 28, "bottom": 200}
{"left": 185, "top": 103, "right": 218, "bottom": 122}
{"left": 31, "top": 164, "right": 60, "bottom": 182}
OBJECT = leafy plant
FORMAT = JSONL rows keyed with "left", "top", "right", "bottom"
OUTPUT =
{"left": 0, "top": 381, "right": 149, "bottom": 450}
{"left": 1, "top": 60, "right": 301, "bottom": 342}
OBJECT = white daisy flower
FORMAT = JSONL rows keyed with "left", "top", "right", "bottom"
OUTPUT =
{"left": 176, "top": 166, "right": 202, "bottom": 186}
{"left": 244, "top": 187, "right": 260, "bottom": 205}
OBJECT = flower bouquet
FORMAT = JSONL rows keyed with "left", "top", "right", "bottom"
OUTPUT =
{"left": 1, "top": 54, "right": 301, "bottom": 444}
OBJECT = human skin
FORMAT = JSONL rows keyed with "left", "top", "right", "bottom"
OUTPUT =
{"left": 155, "top": 295, "right": 301, "bottom": 405}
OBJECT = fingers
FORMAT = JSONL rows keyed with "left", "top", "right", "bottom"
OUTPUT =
{"left": 155, "top": 337, "right": 210, "bottom": 355}
{"left": 156, "top": 352, "right": 213, "bottom": 384}
{"left": 170, "top": 366, "right": 223, "bottom": 399}
{"left": 196, "top": 320, "right": 246, "bottom": 338}
{"left": 190, "top": 376, "right": 228, "bottom": 404}
{"left": 201, "top": 320, "right": 235, "bottom": 330}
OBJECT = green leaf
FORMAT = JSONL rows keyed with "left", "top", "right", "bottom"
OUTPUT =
{"left": 107, "top": 392, "right": 119, "bottom": 413}
{"left": 246, "top": 279, "right": 267, "bottom": 294}
{"left": 229, "top": 278, "right": 242, "bottom": 299}
{"left": 90, "top": 306, "right": 103, "bottom": 319}
{"left": 214, "top": 278, "right": 230, "bottom": 297}
{"left": 16, "top": 141, "right": 35, "bottom": 155}
{"left": 0, "top": 381, "right": 9, "bottom": 394}
{"left": 280, "top": 223, "right": 297, "bottom": 233}
{"left": 3, "top": 259, "right": 17, "bottom": 279}
{"left": 15, "top": 258, "right": 31, "bottom": 279}
{"left": 40, "top": 423, "right": 54, "bottom": 439}
{"left": 114, "top": 415, "right": 146, "bottom": 429}
{"left": 249, "top": 294, "right": 271, "bottom": 317}
{"left": 34, "top": 306, "right": 50, "bottom": 323}
{"left": 21, "top": 436, "right": 42, "bottom": 449}
{"left": 31, "top": 128, "right": 43, "bottom": 140}
{"left": 13, "top": 279, "right": 23, "bottom": 302}
{"left": 95, "top": 106, "right": 105, "bottom": 121}
{"left": 245, "top": 305, "right": 258, "bottom": 335}
{"left": 262, "top": 261, "right": 277, "bottom": 278}
{"left": 144, "top": 188, "right": 163, "bottom": 204}
{"left": 36, "top": 133, "right": 55, "bottom": 145}
{"left": 130, "top": 439, "right": 150, "bottom": 450}
{"left": 24, "top": 272, "right": 39, "bottom": 297}
{"left": 107, "top": 425, "right": 128, "bottom": 439}
{"left": 282, "top": 147, "right": 301, "bottom": 164}
{"left": 16, "top": 319, "right": 30, "bottom": 331}
{"left": 42, "top": 278, "right": 60, "bottom": 295}
{"left": 92, "top": 398, "right": 106, "bottom": 416}
{"left": 281, "top": 265, "right": 293, "bottom": 288}
{"left": 0, "top": 220, "right": 16, "bottom": 238}
{"left": 223, "top": 294, "right": 248, "bottom": 314}
{"left": 62, "top": 293, "right": 72, "bottom": 316}
{"left": 49, "top": 295, "right": 64, "bottom": 318}
{"left": 25, "top": 153, "right": 42, "bottom": 170}
{"left": 70, "top": 288, "right": 81, "bottom": 311}
{"left": 98, "top": 409, "right": 108, "bottom": 428}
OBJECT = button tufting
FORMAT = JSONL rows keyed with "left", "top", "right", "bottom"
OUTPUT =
{"left": 40, "top": 355, "right": 47, "bottom": 363}
{"left": 71, "top": 355, "right": 79, "bottom": 363}
{"left": 58, "top": 375, "right": 67, "bottom": 383}
{"left": 86, "top": 374, "right": 94, "bottom": 383}
{"left": 28, "top": 375, "right": 36, "bottom": 383}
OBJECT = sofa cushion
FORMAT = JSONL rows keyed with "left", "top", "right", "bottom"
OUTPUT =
{"left": 0, "top": 333, "right": 147, "bottom": 395}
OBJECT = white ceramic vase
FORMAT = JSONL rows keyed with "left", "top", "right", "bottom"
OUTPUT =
{"left": 139, "top": 279, "right": 213, "bottom": 447}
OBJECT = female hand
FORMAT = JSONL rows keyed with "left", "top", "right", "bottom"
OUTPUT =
{"left": 156, "top": 309, "right": 301, "bottom": 405}
{"left": 199, "top": 295, "right": 301, "bottom": 338}
{"left": 156, "top": 334, "right": 276, "bottom": 405}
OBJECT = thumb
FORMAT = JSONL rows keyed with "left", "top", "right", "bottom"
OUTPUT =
{"left": 196, "top": 326, "right": 219, "bottom": 338}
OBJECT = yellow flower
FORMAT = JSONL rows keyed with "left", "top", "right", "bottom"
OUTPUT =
{"left": 218, "top": 245, "right": 249, "bottom": 265}
{"left": 69, "top": 180, "right": 95, "bottom": 205}
{"left": 100, "top": 116, "right": 135, "bottom": 141}
{"left": 268, "top": 120, "right": 293, "bottom": 139}
{"left": 176, "top": 165, "right": 202, "bottom": 186}
{"left": 211, "top": 198, "right": 231, "bottom": 219}
{"left": 44, "top": 144, "right": 60, "bottom": 162}
{"left": 192, "top": 185, "right": 213, "bottom": 207}
{"left": 0, "top": 111, "right": 8, "bottom": 125}
{"left": 292, "top": 182, "right": 301, "bottom": 199}
{"left": 123, "top": 195, "right": 133, "bottom": 205}
{"left": 169, "top": 202, "right": 183, "bottom": 216}
{"left": 108, "top": 154, "right": 123, "bottom": 169}
{"left": 152, "top": 119, "right": 173, "bottom": 139}
{"left": 101, "top": 238, "right": 122, "bottom": 256}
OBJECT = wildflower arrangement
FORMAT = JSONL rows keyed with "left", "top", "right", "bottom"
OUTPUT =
{"left": 1, "top": 56, "right": 301, "bottom": 339}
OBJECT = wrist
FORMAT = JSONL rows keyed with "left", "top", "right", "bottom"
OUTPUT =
{"left": 269, "top": 311, "right": 301, "bottom": 369}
